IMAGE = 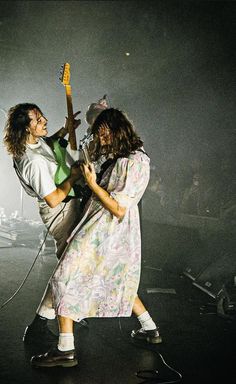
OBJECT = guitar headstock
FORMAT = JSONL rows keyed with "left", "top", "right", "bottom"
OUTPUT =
{"left": 60, "top": 63, "right": 71, "bottom": 86}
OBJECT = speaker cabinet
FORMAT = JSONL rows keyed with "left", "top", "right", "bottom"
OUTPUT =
{"left": 193, "top": 250, "right": 236, "bottom": 298}
{"left": 182, "top": 229, "right": 236, "bottom": 299}
{"left": 217, "top": 278, "right": 236, "bottom": 319}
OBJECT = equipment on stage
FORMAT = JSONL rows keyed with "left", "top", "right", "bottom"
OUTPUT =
{"left": 0, "top": 203, "right": 66, "bottom": 310}
{"left": 59, "top": 61, "right": 93, "bottom": 167}
{"left": 0, "top": 225, "right": 17, "bottom": 247}
{"left": 216, "top": 278, "right": 236, "bottom": 319}
{"left": 49, "top": 62, "right": 79, "bottom": 197}
{"left": 53, "top": 62, "right": 92, "bottom": 200}
{"left": 0, "top": 207, "right": 43, "bottom": 249}
{"left": 181, "top": 227, "right": 236, "bottom": 319}
{"left": 60, "top": 62, "right": 77, "bottom": 151}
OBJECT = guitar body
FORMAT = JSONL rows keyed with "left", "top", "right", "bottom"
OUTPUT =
{"left": 53, "top": 139, "right": 75, "bottom": 197}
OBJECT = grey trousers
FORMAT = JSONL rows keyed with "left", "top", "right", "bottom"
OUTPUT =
{"left": 36, "top": 198, "right": 82, "bottom": 319}
{"left": 39, "top": 198, "right": 82, "bottom": 259}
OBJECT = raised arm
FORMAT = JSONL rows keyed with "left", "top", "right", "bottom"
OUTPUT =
{"left": 49, "top": 111, "right": 81, "bottom": 141}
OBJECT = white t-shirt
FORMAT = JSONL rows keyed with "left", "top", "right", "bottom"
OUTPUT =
{"left": 15, "top": 138, "right": 58, "bottom": 201}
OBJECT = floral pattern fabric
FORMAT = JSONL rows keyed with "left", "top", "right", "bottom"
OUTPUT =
{"left": 50, "top": 150, "right": 150, "bottom": 322}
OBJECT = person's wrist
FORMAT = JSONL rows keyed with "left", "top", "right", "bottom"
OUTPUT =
{"left": 70, "top": 174, "right": 78, "bottom": 184}
{"left": 86, "top": 177, "right": 96, "bottom": 189}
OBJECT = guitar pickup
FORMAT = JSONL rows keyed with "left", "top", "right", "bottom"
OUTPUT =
{"left": 79, "top": 144, "right": 91, "bottom": 165}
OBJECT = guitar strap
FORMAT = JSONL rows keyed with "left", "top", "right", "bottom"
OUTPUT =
{"left": 13, "top": 159, "right": 38, "bottom": 198}
{"left": 13, "top": 138, "right": 77, "bottom": 200}
{"left": 97, "top": 158, "right": 116, "bottom": 183}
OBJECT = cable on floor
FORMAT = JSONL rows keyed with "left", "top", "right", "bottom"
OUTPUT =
{"left": 0, "top": 203, "right": 66, "bottom": 311}
{"left": 118, "top": 318, "right": 182, "bottom": 384}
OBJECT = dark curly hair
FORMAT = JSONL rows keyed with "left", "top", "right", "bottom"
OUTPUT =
{"left": 4, "top": 103, "right": 42, "bottom": 158}
{"left": 90, "top": 108, "right": 143, "bottom": 161}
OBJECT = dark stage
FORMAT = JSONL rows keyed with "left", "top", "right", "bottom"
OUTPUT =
{"left": 0, "top": 1, "right": 236, "bottom": 383}
{"left": 0, "top": 218, "right": 235, "bottom": 384}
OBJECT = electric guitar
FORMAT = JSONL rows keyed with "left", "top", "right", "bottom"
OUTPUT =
{"left": 54, "top": 63, "right": 92, "bottom": 201}
{"left": 59, "top": 62, "right": 90, "bottom": 164}
{"left": 52, "top": 62, "right": 78, "bottom": 196}
{"left": 60, "top": 62, "right": 77, "bottom": 150}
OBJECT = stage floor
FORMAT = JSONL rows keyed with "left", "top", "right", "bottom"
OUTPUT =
{"left": 0, "top": 244, "right": 235, "bottom": 384}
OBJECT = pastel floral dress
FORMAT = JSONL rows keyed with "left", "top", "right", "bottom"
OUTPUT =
{"left": 50, "top": 150, "right": 150, "bottom": 322}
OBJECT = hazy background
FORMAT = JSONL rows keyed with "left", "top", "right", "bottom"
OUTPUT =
{"left": 0, "top": 0, "right": 235, "bottom": 220}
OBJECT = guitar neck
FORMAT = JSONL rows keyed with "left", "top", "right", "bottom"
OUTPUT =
{"left": 65, "top": 84, "right": 77, "bottom": 150}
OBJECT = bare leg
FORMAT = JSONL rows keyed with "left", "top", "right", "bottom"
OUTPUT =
{"left": 57, "top": 315, "right": 75, "bottom": 352}
{"left": 58, "top": 315, "right": 74, "bottom": 333}
{"left": 131, "top": 295, "right": 162, "bottom": 344}
{"left": 132, "top": 295, "right": 147, "bottom": 316}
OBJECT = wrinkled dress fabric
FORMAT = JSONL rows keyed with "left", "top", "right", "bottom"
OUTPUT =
{"left": 50, "top": 151, "right": 150, "bottom": 321}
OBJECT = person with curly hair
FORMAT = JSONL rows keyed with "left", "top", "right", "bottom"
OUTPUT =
{"left": 4, "top": 103, "right": 83, "bottom": 342}
{"left": 31, "top": 108, "right": 162, "bottom": 368}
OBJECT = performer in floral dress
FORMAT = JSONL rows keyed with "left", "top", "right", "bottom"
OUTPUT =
{"left": 31, "top": 108, "right": 162, "bottom": 368}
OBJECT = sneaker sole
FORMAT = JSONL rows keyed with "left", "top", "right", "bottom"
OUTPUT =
{"left": 147, "top": 336, "right": 162, "bottom": 344}
{"left": 31, "top": 359, "right": 78, "bottom": 368}
{"left": 131, "top": 333, "right": 163, "bottom": 344}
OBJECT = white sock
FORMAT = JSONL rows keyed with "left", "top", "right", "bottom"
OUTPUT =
{"left": 58, "top": 333, "right": 75, "bottom": 352}
{"left": 137, "top": 311, "right": 157, "bottom": 331}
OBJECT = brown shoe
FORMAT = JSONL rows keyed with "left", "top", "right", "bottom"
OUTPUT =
{"left": 31, "top": 347, "right": 78, "bottom": 368}
{"left": 131, "top": 328, "right": 162, "bottom": 344}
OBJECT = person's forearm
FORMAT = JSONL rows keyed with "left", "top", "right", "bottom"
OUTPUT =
{"left": 57, "top": 174, "right": 77, "bottom": 197}
{"left": 90, "top": 181, "right": 126, "bottom": 219}
{"left": 44, "top": 175, "right": 77, "bottom": 208}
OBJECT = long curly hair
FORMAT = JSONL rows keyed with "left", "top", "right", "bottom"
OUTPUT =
{"left": 90, "top": 108, "right": 143, "bottom": 161}
{"left": 4, "top": 103, "right": 42, "bottom": 158}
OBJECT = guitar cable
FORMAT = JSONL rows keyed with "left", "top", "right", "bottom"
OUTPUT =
{"left": 118, "top": 318, "right": 182, "bottom": 384}
{"left": 0, "top": 202, "right": 67, "bottom": 311}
